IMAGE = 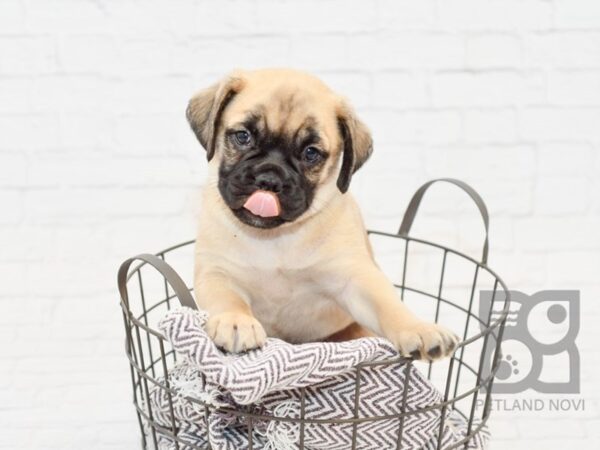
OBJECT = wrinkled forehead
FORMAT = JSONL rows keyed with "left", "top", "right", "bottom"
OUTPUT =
{"left": 223, "top": 82, "right": 341, "bottom": 150}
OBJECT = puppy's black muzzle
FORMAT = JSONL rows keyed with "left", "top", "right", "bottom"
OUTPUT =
{"left": 218, "top": 151, "right": 313, "bottom": 229}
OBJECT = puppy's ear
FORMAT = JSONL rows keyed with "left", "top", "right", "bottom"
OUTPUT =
{"left": 336, "top": 102, "right": 373, "bottom": 193}
{"left": 186, "top": 73, "right": 245, "bottom": 161}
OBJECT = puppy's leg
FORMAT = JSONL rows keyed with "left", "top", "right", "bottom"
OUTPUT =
{"left": 195, "top": 272, "right": 266, "bottom": 353}
{"left": 342, "top": 264, "right": 459, "bottom": 361}
{"left": 324, "top": 322, "right": 376, "bottom": 342}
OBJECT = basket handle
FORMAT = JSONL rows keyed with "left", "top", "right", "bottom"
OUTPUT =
{"left": 398, "top": 178, "right": 490, "bottom": 264}
{"left": 118, "top": 253, "right": 198, "bottom": 311}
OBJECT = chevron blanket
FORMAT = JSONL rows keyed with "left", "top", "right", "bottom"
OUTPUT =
{"left": 149, "top": 307, "right": 489, "bottom": 450}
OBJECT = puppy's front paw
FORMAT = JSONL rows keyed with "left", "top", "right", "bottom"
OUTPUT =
{"left": 387, "top": 321, "right": 459, "bottom": 361}
{"left": 206, "top": 312, "right": 267, "bottom": 353}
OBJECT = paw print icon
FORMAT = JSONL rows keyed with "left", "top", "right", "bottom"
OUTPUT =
{"left": 479, "top": 290, "right": 580, "bottom": 394}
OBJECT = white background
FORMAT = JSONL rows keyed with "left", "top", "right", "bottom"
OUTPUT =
{"left": 1, "top": 0, "right": 600, "bottom": 448}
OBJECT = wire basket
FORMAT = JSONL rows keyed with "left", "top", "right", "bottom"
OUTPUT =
{"left": 117, "top": 178, "right": 510, "bottom": 450}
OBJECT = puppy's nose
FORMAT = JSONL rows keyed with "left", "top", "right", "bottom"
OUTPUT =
{"left": 255, "top": 171, "right": 283, "bottom": 193}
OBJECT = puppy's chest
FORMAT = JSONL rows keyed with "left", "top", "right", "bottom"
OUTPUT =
{"left": 231, "top": 241, "right": 344, "bottom": 318}
{"left": 235, "top": 250, "right": 331, "bottom": 301}
{"left": 232, "top": 235, "right": 319, "bottom": 282}
{"left": 239, "top": 263, "right": 345, "bottom": 340}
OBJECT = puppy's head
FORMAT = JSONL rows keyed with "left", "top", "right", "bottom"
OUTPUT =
{"left": 186, "top": 68, "right": 372, "bottom": 229}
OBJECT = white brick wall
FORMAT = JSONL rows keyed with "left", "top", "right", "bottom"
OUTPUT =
{"left": 1, "top": 0, "right": 599, "bottom": 448}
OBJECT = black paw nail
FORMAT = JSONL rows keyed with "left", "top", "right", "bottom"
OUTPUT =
{"left": 446, "top": 339, "right": 456, "bottom": 351}
{"left": 428, "top": 346, "right": 441, "bottom": 358}
{"left": 410, "top": 349, "right": 421, "bottom": 360}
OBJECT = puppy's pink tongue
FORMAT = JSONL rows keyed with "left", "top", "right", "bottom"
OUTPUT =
{"left": 243, "top": 191, "right": 281, "bottom": 218}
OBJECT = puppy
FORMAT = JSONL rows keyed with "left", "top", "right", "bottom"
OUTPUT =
{"left": 187, "top": 68, "right": 458, "bottom": 361}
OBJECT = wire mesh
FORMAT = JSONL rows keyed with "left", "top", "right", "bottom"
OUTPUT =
{"left": 118, "top": 233, "right": 510, "bottom": 450}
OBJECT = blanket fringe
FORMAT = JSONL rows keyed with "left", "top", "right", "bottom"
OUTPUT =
{"left": 256, "top": 401, "right": 300, "bottom": 450}
{"left": 170, "top": 363, "right": 226, "bottom": 409}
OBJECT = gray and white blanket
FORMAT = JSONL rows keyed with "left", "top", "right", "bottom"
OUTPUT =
{"left": 149, "top": 307, "right": 489, "bottom": 450}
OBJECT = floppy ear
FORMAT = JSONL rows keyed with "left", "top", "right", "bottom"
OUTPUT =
{"left": 186, "top": 74, "right": 245, "bottom": 161}
{"left": 336, "top": 103, "right": 373, "bottom": 193}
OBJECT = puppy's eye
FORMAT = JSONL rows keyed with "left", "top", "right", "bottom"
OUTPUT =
{"left": 234, "top": 130, "right": 252, "bottom": 146}
{"left": 302, "top": 146, "right": 322, "bottom": 164}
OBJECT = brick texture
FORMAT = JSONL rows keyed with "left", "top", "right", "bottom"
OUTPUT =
{"left": 1, "top": 0, "right": 599, "bottom": 448}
